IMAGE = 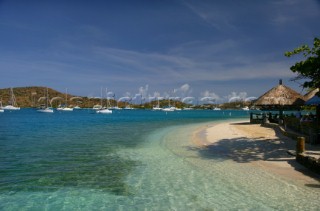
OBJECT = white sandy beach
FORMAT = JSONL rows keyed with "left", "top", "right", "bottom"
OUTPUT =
{"left": 193, "top": 120, "right": 320, "bottom": 185}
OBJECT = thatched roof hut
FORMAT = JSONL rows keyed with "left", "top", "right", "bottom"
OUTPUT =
{"left": 304, "top": 88, "right": 319, "bottom": 101}
{"left": 255, "top": 80, "right": 305, "bottom": 110}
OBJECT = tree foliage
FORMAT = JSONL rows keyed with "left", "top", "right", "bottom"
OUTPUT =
{"left": 285, "top": 37, "right": 320, "bottom": 94}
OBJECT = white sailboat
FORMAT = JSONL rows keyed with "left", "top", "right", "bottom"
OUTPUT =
{"left": 70, "top": 97, "right": 82, "bottom": 109}
{"left": 162, "top": 107, "right": 175, "bottom": 112}
{"left": 242, "top": 106, "right": 250, "bottom": 111}
{"left": 3, "top": 88, "right": 20, "bottom": 110}
{"left": 38, "top": 106, "right": 54, "bottom": 113}
{"left": 96, "top": 108, "right": 112, "bottom": 114}
{"left": 109, "top": 94, "right": 122, "bottom": 110}
{"left": 59, "top": 107, "right": 73, "bottom": 111}
{"left": 37, "top": 88, "right": 54, "bottom": 113}
{"left": 152, "top": 97, "right": 162, "bottom": 110}
{"left": 96, "top": 88, "right": 112, "bottom": 114}
{"left": 57, "top": 88, "right": 73, "bottom": 111}
{"left": 162, "top": 97, "right": 175, "bottom": 111}
{"left": 0, "top": 99, "right": 4, "bottom": 112}
{"left": 152, "top": 107, "right": 162, "bottom": 110}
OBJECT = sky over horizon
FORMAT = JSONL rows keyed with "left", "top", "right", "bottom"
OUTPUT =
{"left": 1, "top": 0, "right": 320, "bottom": 103}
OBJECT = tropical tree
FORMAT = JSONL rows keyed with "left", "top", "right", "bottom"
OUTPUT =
{"left": 285, "top": 37, "right": 320, "bottom": 95}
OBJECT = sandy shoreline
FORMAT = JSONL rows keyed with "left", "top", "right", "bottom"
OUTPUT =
{"left": 193, "top": 120, "right": 320, "bottom": 185}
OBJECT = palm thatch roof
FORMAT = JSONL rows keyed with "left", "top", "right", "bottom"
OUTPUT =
{"left": 304, "top": 88, "right": 319, "bottom": 101}
{"left": 255, "top": 80, "right": 305, "bottom": 108}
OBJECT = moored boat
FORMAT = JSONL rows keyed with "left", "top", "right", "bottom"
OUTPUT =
{"left": 37, "top": 107, "right": 54, "bottom": 113}
{"left": 162, "top": 107, "right": 175, "bottom": 112}
{"left": 57, "top": 89, "right": 74, "bottom": 111}
{"left": 96, "top": 88, "right": 112, "bottom": 114}
{"left": 96, "top": 108, "right": 112, "bottom": 114}
{"left": 0, "top": 100, "right": 4, "bottom": 112}
{"left": 37, "top": 88, "right": 54, "bottom": 113}
{"left": 3, "top": 88, "right": 20, "bottom": 110}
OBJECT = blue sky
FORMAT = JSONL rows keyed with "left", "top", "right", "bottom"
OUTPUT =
{"left": 1, "top": 0, "right": 319, "bottom": 103}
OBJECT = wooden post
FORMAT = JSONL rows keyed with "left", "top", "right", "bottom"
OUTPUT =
{"left": 317, "top": 104, "right": 320, "bottom": 127}
{"left": 296, "top": 137, "right": 305, "bottom": 154}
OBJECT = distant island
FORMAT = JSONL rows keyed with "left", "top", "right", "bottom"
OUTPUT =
{"left": 0, "top": 86, "right": 253, "bottom": 110}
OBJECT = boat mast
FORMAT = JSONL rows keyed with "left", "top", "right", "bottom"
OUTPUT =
{"left": 100, "top": 87, "right": 103, "bottom": 108}
{"left": 46, "top": 88, "right": 49, "bottom": 108}
{"left": 65, "top": 88, "right": 68, "bottom": 107}
{"left": 9, "top": 88, "right": 17, "bottom": 106}
{"left": 105, "top": 88, "right": 110, "bottom": 108}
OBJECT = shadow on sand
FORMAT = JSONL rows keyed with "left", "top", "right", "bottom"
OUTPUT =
{"left": 194, "top": 136, "right": 290, "bottom": 163}
{"left": 187, "top": 134, "right": 320, "bottom": 187}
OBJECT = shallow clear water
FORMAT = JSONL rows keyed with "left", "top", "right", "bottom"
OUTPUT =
{"left": 0, "top": 109, "right": 319, "bottom": 210}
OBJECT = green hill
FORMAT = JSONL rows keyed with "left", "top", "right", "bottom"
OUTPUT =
{"left": 0, "top": 86, "right": 102, "bottom": 108}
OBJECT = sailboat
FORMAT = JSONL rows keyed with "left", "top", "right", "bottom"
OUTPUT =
{"left": 152, "top": 97, "right": 162, "bottom": 110}
{"left": 37, "top": 88, "right": 54, "bottom": 113}
{"left": 70, "top": 97, "right": 82, "bottom": 109}
{"left": 57, "top": 88, "right": 73, "bottom": 111}
{"left": 3, "top": 88, "right": 20, "bottom": 110}
{"left": 162, "top": 97, "right": 175, "bottom": 111}
{"left": 0, "top": 99, "right": 4, "bottom": 112}
{"left": 96, "top": 88, "right": 112, "bottom": 114}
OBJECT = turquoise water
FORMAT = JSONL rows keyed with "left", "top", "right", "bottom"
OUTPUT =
{"left": 0, "top": 109, "right": 319, "bottom": 210}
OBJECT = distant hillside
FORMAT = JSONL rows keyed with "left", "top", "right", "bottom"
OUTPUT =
{"left": 0, "top": 86, "right": 102, "bottom": 108}
{"left": 0, "top": 86, "right": 254, "bottom": 109}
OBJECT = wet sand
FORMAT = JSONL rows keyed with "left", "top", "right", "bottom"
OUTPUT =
{"left": 193, "top": 120, "right": 320, "bottom": 185}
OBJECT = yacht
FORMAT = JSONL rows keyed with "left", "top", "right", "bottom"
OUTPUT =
{"left": 37, "top": 107, "right": 54, "bottom": 113}
{"left": 152, "top": 106, "right": 162, "bottom": 111}
{"left": 242, "top": 106, "right": 250, "bottom": 111}
{"left": 37, "top": 88, "right": 54, "bottom": 113}
{"left": 0, "top": 100, "right": 4, "bottom": 112}
{"left": 57, "top": 107, "right": 73, "bottom": 111}
{"left": 96, "top": 88, "right": 112, "bottom": 114}
{"left": 57, "top": 89, "right": 73, "bottom": 111}
{"left": 162, "top": 97, "right": 175, "bottom": 111}
{"left": 152, "top": 97, "right": 162, "bottom": 110}
{"left": 96, "top": 108, "right": 112, "bottom": 114}
{"left": 3, "top": 88, "right": 20, "bottom": 110}
{"left": 162, "top": 107, "right": 175, "bottom": 112}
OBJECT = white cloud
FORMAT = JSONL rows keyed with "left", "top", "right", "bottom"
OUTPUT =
{"left": 93, "top": 45, "right": 295, "bottom": 84}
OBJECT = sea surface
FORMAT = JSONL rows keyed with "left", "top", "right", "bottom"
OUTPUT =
{"left": 0, "top": 109, "right": 319, "bottom": 210}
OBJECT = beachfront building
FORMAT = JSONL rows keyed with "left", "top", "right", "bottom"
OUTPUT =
{"left": 252, "top": 79, "right": 305, "bottom": 123}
